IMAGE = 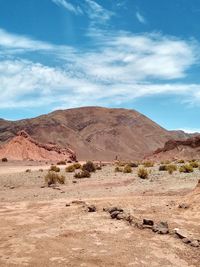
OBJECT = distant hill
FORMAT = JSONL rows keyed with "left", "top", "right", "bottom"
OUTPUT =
{"left": 0, "top": 106, "right": 192, "bottom": 161}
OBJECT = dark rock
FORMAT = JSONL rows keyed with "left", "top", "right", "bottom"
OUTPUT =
{"left": 190, "top": 240, "right": 199, "bottom": 247}
{"left": 110, "top": 211, "right": 122, "bottom": 219}
{"left": 178, "top": 203, "right": 189, "bottom": 209}
{"left": 182, "top": 238, "right": 191, "bottom": 244}
{"left": 87, "top": 205, "right": 96, "bottom": 212}
{"left": 116, "top": 212, "right": 126, "bottom": 220}
{"left": 143, "top": 219, "right": 154, "bottom": 226}
{"left": 108, "top": 207, "right": 123, "bottom": 214}
{"left": 65, "top": 203, "right": 71, "bottom": 207}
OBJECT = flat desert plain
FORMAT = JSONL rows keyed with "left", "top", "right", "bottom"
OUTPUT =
{"left": 0, "top": 161, "right": 200, "bottom": 267}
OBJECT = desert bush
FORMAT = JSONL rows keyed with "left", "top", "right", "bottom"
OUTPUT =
{"left": 49, "top": 165, "right": 60, "bottom": 172}
{"left": 74, "top": 170, "right": 91, "bottom": 178}
{"left": 66, "top": 165, "right": 76, "bottom": 172}
{"left": 73, "top": 163, "right": 82, "bottom": 169}
{"left": 57, "top": 161, "right": 66, "bottom": 165}
{"left": 167, "top": 164, "right": 177, "bottom": 173}
{"left": 1, "top": 157, "right": 8, "bottom": 162}
{"left": 115, "top": 166, "right": 123, "bottom": 172}
{"left": 179, "top": 164, "right": 194, "bottom": 173}
{"left": 159, "top": 165, "right": 168, "bottom": 171}
{"left": 137, "top": 168, "right": 148, "bottom": 179}
{"left": 116, "top": 161, "right": 126, "bottom": 167}
{"left": 143, "top": 161, "right": 154, "bottom": 167}
{"left": 45, "top": 172, "right": 65, "bottom": 186}
{"left": 189, "top": 161, "right": 199, "bottom": 168}
{"left": 178, "top": 159, "right": 185, "bottom": 164}
{"left": 82, "top": 161, "right": 96, "bottom": 173}
{"left": 123, "top": 165, "right": 132, "bottom": 173}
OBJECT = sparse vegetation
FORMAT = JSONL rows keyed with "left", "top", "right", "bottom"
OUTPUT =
{"left": 57, "top": 161, "right": 66, "bottom": 165}
{"left": 143, "top": 161, "right": 154, "bottom": 167}
{"left": 45, "top": 172, "right": 65, "bottom": 186}
{"left": 66, "top": 165, "right": 76, "bottom": 172}
{"left": 82, "top": 161, "right": 96, "bottom": 173}
{"left": 73, "top": 162, "right": 82, "bottom": 169}
{"left": 179, "top": 164, "right": 194, "bottom": 173}
{"left": 49, "top": 165, "right": 60, "bottom": 172}
{"left": 137, "top": 168, "right": 148, "bottom": 179}
{"left": 159, "top": 165, "right": 168, "bottom": 171}
{"left": 189, "top": 161, "right": 199, "bottom": 168}
{"left": 167, "top": 164, "right": 177, "bottom": 174}
{"left": 178, "top": 159, "right": 185, "bottom": 164}
{"left": 123, "top": 164, "right": 132, "bottom": 173}
{"left": 74, "top": 170, "right": 91, "bottom": 178}
{"left": 2, "top": 157, "right": 8, "bottom": 162}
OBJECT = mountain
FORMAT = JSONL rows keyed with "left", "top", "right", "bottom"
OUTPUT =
{"left": 0, "top": 106, "right": 191, "bottom": 161}
{"left": 0, "top": 130, "right": 76, "bottom": 161}
{"left": 146, "top": 135, "right": 200, "bottom": 161}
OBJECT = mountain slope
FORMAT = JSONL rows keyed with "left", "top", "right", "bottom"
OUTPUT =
{"left": 0, "top": 106, "right": 190, "bottom": 160}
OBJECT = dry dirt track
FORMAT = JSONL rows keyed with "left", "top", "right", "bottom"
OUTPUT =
{"left": 0, "top": 163, "right": 200, "bottom": 267}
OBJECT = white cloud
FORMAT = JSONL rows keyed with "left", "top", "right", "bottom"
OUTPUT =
{"left": 179, "top": 128, "right": 200, "bottom": 133}
{"left": 136, "top": 11, "right": 146, "bottom": 24}
{"left": 52, "top": 0, "right": 83, "bottom": 15}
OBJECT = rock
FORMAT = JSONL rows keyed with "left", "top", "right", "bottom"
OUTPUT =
{"left": 190, "top": 240, "right": 199, "bottom": 247}
{"left": 110, "top": 210, "right": 122, "bottom": 219}
{"left": 40, "top": 185, "right": 45, "bottom": 188}
{"left": 153, "top": 221, "right": 169, "bottom": 234}
{"left": 108, "top": 207, "right": 123, "bottom": 214}
{"left": 116, "top": 212, "right": 126, "bottom": 220}
{"left": 87, "top": 205, "right": 96, "bottom": 212}
{"left": 182, "top": 238, "right": 191, "bottom": 244}
{"left": 9, "top": 186, "right": 15, "bottom": 189}
{"left": 174, "top": 228, "right": 190, "bottom": 239}
{"left": 72, "top": 180, "right": 77, "bottom": 184}
{"left": 65, "top": 203, "right": 71, "bottom": 207}
{"left": 143, "top": 219, "right": 154, "bottom": 226}
{"left": 178, "top": 203, "right": 189, "bottom": 209}
{"left": 53, "top": 187, "right": 61, "bottom": 190}
{"left": 60, "top": 191, "right": 65, "bottom": 193}
{"left": 71, "top": 200, "right": 86, "bottom": 205}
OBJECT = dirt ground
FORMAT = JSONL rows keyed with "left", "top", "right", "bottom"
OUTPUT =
{"left": 0, "top": 161, "right": 199, "bottom": 267}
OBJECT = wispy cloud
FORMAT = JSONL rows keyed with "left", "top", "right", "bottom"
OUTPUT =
{"left": 52, "top": 0, "right": 83, "bottom": 15}
{"left": 0, "top": 28, "right": 199, "bottom": 110}
{"left": 136, "top": 11, "right": 147, "bottom": 24}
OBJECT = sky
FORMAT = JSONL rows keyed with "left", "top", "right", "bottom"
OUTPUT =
{"left": 0, "top": 0, "right": 200, "bottom": 132}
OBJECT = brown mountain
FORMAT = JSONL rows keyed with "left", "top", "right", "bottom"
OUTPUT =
{"left": 0, "top": 106, "right": 191, "bottom": 161}
{"left": 146, "top": 135, "right": 200, "bottom": 161}
{"left": 0, "top": 130, "right": 76, "bottom": 162}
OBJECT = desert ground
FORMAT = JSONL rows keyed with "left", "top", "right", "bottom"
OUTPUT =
{"left": 0, "top": 161, "right": 199, "bottom": 267}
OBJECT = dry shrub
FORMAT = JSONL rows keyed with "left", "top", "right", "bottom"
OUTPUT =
{"left": 178, "top": 159, "right": 185, "bottom": 164}
{"left": 82, "top": 161, "right": 96, "bottom": 173}
{"left": 74, "top": 170, "right": 91, "bottom": 178}
{"left": 66, "top": 165, "right": 76, "bottom": 172}
{"left": 45, "top": 172, "right": 65, "bottom": 186}
{"left": 143, "top": 161, "right": 154, "bottom": 167}
{"left": 179, "top": 164, "right": 193, "bottom": 173}
{"left": 115, "top": 166, "right": 123, "bottom": 172}
{"left": 50, "top": 165, "right": 60, "bottom": 172}
{"left": 73, "top": 163, "right": 82, "bottom": 169}
{"left": 57, "top": 161, "right": 66, "bottom": 165}
{"left": 137, "top": 168, "right": 148, "bottom": 179}
{"left": 189, "top": 161, "right": 199, "bottom": 168}
{"left": 123, "top": 165, "right": 132, "bottom": 173}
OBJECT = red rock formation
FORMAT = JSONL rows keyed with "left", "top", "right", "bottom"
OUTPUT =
{"left": 0, "top": 130, "right": 76, "bottom": 162}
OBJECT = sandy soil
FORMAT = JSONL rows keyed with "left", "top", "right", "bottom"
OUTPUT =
{"left": 0, "top": 162, "right": 199, "bottom": 266}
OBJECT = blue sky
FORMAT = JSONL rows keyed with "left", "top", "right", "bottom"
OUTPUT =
{"left": 0, "top": 0, "right": 200, "bottom": 132}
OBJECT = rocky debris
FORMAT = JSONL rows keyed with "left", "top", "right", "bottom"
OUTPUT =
{"left": 0, "top": 130, "right": 76, "bottom": 162}
{"left": 143, "top": 219, "right": 154, "bottom": 228}
{"left": 152, "top": 221, "right": 169, "bottom": 234}
{"left": 65, "top": 203, "right": 71, "bottom": 207}
{"left": 87, "top": 205, "right": 96, "bottom": 212}
{"left": 178, "top": 203, "right": 190, "bottom": 209}
{"left": 71, "top": 200, "right": 87, "bottom": 205}
{"left": 174, "top": 228, "right": 200, "bottom": 248}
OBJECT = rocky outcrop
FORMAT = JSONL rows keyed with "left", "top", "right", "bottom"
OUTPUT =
{"left": 0, "top": 130, "right": 76, "bottom": 162}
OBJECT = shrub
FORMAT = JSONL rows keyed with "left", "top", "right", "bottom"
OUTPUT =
{"left": 179, "top": 164, "right": 194, "bottom": 173}
{"left": 45, "top": 172, "right": 65, "bottom": 186}
{"left": 143, "top": 161, "right": 154, "bottom": 167}
{"left": 123, "top": 165, "right": 132, "bottom": 173}
{"left": 116, "top": 161, "right": 126, "bottom": 167}
{"left": 66, "top": 165, "right": 76, "bottom": 172}
{"left": 74, "top": 170, "right": 91, "bottom": 178}
{"left": 167, "top": 164, "right": 177, "bottom": 173}
{"left": 2, "top": 157, "right": 8, "bottom": 162}
{"left": 178, "top": 159, "right": 185, "bottom": 164}
{"left": 82, "top": 161, "right": 96, "bottom": 173}
{"left": 57, "top": 161, "right": 66, "bottom": 165}
{"left": 73, "top": 163, "right": 82, "bottom": 169}
{"left": 50, "top": 165, "right": 60, "bottom": 172}
{"left": 137, "top": 168, "right": 148, "bottom": 179}
{"left": 189, "top": 161, "right": 199, "bottom": 168}
{"left": 159, "top": 165, "right": 168, "bottom": 171}
{"left": 115, "top": 166, "right": 123, "bottom": 172}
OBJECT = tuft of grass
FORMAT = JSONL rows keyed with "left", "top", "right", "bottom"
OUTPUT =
{"left": 49, "top": 165, "right": 60, "bottom": 172}
{"left": 189, "top": 161, "right": 199, "bottom": 168}
{"left": 179, "top": 164, "right": 194, "bottom": 173}
{"left": 137, "top": 168, "right": 148, "bottom": 179}
{"left": 74, "top": 170, "right": 91, "bottom": 179}
{"left": 143, "top": 161, "right": 154, "bottom": 168}
{"left": 2, "top": 157, "right": 8, "bottom": 162}
{"left": 73, "top": 163, "right": 82, "bottom": 169}
{"left": 178, "top": 159, "right": 185, "bottom": 164}
{"left": 159, "top": 165, "right": 168, "bottom": 171}
{"left": 57, "top": 161, "right": 66, "bottom": 165}
{"left": 66, "top": 165, "right": 76, "bottom": 172}
{"left": 123, "top": 165, "right": 132, "bottom": 173}
{"left": 45, "top": 172, "right": 65, "bottom": 186}
{"left": 82, "top": 161, "right": 96, "bottom": 173}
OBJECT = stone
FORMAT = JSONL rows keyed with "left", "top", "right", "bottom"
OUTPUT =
{"left": 178, "top": 203, "right": 189, "bottom": 209}
{"left": 87, "top": 205, "right": 96, "bottom": 212}
{"left": 182, "top": 238, "right": 191, "bottom": 244}
{"left": 190, "top": 240, "right": 199, "bottom": 247}
{"left": 116, "top": 212, "right": 126, "bottom": 220}
{"left": 174, "top": 228, "right": 190, "bottom": 239}
{"left": 153, "top": 221, "right": 169, "bottom": 234}
{"left": 143, "top": 219, "right": 154, "bottom": 226}
{"left": 108, "top": 207, "right": 123, "bottom": 214}
{"left": 65, "top": 203, "right": 71, "bottom": 207}
{"left": 110, "top": 211, "right": 122, "bottom": 219}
